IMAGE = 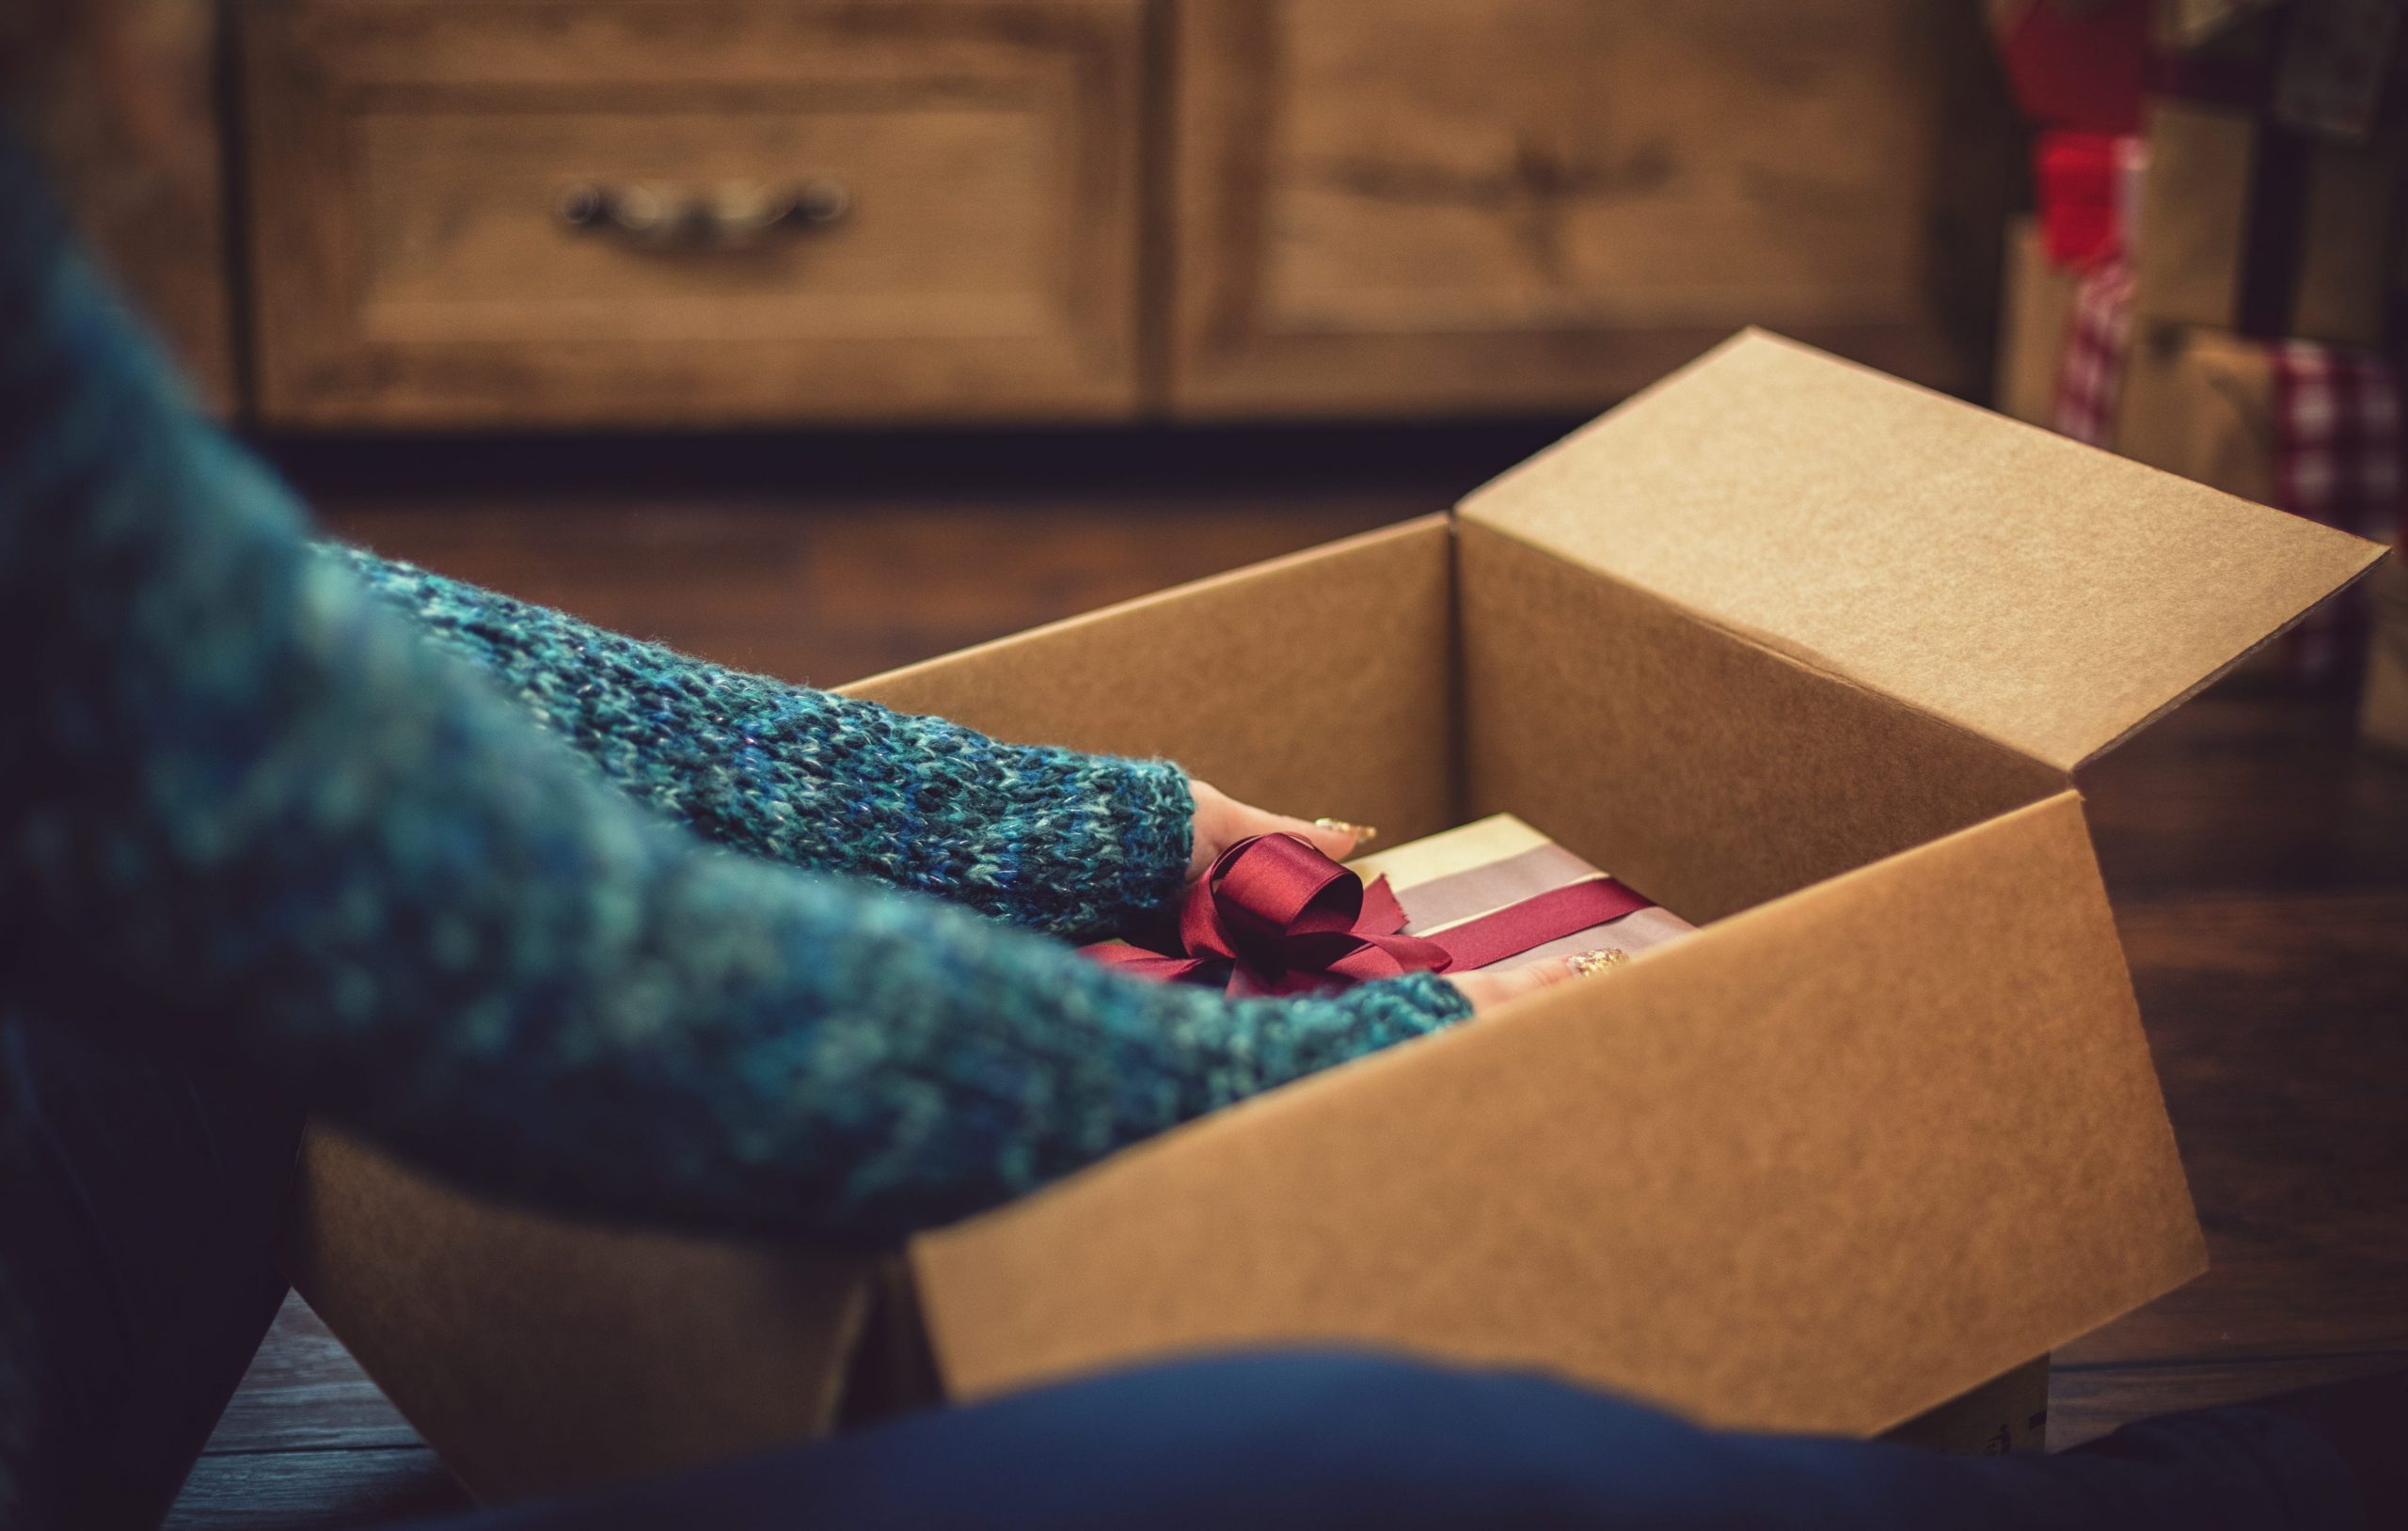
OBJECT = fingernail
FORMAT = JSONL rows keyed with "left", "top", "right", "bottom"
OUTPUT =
{"left": 1314, "top": 817, "right": 1379, "bottom": 845}
{"left": 1564, "top": 948, "right": 1629, "bottom": 978}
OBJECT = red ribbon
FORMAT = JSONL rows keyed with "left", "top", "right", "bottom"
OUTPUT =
{"left": 1082, "top": 833, "right": 1654, "bottom": 998}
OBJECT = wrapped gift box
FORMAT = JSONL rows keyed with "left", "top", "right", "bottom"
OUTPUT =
{"left": 292, "top": 334, "right": 2384, "bottom": 1501}
{"left": 1083, "top": 813, "right": 1696, "bottom": 998}
{"left": 2116, "top": 324, "right": 2400, "bottom": 674}
{"left": 1350, "top": 813, "right": 1695, "bottom": 971}
{"left": 1996, "top": 214, "right": 2086, "bottom": 427}
{"left": 2114, "top": 324, "right": 2363, "bottom": 505}
{"left": 2130, "top": 95, "right": 2398, "bottom": 349}
{"left": 1989, "top": 0, "right": 2149, "bottom": 134}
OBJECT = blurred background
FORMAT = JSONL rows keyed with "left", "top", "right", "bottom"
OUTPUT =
{"left": 24, "top": 1, "right": 2408, "bottom": 1526}
{"left": 29, "top": 0, "right": 2404, "bottom": 704}
{"left": 38, "top": 0, "right": 2036, "bottom": 686}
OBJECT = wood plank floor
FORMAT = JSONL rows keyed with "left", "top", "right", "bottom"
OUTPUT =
{"left": 166, "top": 427, "right": 2408, "bottom": 1524}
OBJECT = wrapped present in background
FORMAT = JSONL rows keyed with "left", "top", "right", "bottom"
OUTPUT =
{"left": 2272, "top": 0, "right": 2404, "bottom": 138}
{"left": 1989, "top": 0, "right": 2150, "bottom": 133}
{"left": 1989, "top": 0, "right": 2403, "bottom": 436}
{"left": 2131, "top": 4, "right": 2402, "bottom": 351}
{"left": 2054, "top": 249, "right": 2141, "bottom": 446}
{"left": 2118, "top": 328, "right": 2401, "bottom": 675}
{"left": 2360, "top": 546, "right": 2408, "bottom": 755}
{"left": 2034, "top": 130, "right": 2149, "bottom": 269}
{"left": 2132, "top": 93, "right": 2398, "bottom": 348}
{"left": 1997, "top": 214, "right": 2086, "bottom": 426}
{"left": 1993, "top": 127, "right": 2142, "bottom": 435}
{"left": 1985, "top": 4, "right": 2150, "bottom": 438}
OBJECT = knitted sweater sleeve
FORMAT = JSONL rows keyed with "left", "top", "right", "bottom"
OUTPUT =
{"left": 0, "top": 147, "right": 1471, "bottom": 1242}
{"left": 319, "top": 545, "right": 1190, "bottom": 939}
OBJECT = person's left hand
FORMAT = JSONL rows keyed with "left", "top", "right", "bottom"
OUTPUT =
{"left": 1186, "top": 780, "right": 1374, "bottom": 885}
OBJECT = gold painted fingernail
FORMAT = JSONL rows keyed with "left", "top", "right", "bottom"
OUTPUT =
{"left": 1314, "top": 817, "right": 1379, "bottom": 844}
{"left": 1564, "top": 948, "right": 1629, "bottom": 978}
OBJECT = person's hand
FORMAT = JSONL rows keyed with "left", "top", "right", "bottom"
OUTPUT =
{"left": 1184, "top": 782, "right": 1628, "bottom": 1018}
{"left": 1449, "top": 950, "right": 1626, "bottom": 1017}
{"left": 1186, "top": 780, "right": 1376, "bottom": 884}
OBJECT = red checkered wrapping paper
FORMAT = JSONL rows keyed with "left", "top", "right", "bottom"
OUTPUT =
{"left": 2046, "top": 283, "right": 2397, "bottom": 676}
{"left": 2052, "top": 258, "right": 2134, "bottom": 446}
{"left": 2271, "top": 341, "right": 2402, "bottom": 673}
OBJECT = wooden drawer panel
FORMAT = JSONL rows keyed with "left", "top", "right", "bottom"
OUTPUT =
{"left": 1171, "top": 0, "right": 2008, "bottom": 418}
{"left": 241, "top": 0, "right": 1145, "bottom": 426}
{"left": 31, "top": 0, "right": 237, "bottom": 413}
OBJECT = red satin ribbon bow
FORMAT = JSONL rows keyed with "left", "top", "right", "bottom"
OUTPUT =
{"left": 1081, "top": 832, "right": 1653, "bottom": 999}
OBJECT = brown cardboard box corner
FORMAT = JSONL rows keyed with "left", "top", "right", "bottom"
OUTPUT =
{"left": 292, "top": 332, "right": 2384, "bottom": 1502}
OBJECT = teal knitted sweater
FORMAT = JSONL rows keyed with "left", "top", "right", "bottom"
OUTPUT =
{"left": 0, "top": 135, "right": 1467, "bottom": 1516}
{"left": 324, "top": 541, "right": 1200, "bottom": 942}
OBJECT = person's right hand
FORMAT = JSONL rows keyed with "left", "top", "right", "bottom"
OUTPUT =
{"left": 1448, "top": 950, "right": 1624, "bottom": 1017}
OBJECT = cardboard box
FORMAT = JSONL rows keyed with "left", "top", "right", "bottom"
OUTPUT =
{"left": 290, "top": 332, "right": 2384, "bottom": 1503}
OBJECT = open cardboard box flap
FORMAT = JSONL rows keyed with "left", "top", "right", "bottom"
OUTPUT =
{"left": 1459, "top": 331, "right": 2387, "bottom": 772}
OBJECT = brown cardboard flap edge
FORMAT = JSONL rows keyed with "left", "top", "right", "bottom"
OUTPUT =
{"left": 1458, "top": 330, "right": 2387, "bottom": 773}
{"left": 910, "top": 790, "right": 2207, "bottom": 1438}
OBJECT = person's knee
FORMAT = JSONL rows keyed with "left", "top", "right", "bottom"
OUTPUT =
{"left": 765, "top": 1349, "right": 1748, "bottom": 1529}
{"left": 1028, "top": 1349, "right": 1672, "bottom": 1524}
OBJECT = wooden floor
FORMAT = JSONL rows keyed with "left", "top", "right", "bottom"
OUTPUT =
{"left": 166, "top": 427, "right": 2408, "bottom": 1527}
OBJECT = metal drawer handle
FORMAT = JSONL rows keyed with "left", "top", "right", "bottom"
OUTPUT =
{"left": 556, "top": 179, "right": 851, "bottom": 249}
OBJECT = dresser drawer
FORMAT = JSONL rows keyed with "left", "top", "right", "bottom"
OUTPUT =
{"left": 240, "top": 0, "right": 1145, "bottom": 425}
{"left": 1171, "top": 0, "right": 2006, "bottom": 417}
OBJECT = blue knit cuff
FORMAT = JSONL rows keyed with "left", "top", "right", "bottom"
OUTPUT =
{"left": 1339, "top": 971, "right": 1476, "bottom": 1050}
{"left": 1106, "top": 758, "right": 1196, "bottom": 916}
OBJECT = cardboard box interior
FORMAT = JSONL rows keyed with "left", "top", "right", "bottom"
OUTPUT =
{"left": 291, "top": 334, "right": 2385, "bottom": 1505}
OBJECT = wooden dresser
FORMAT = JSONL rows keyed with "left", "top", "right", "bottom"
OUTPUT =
{"left": 239, "top": 0, "right": 1148, "bottom": 425}
{"left": 1169, "top": 0, "right": 2006, "bottom": 417}
{"left": 81, "top": 0, "right": 2015, "bottom": 425}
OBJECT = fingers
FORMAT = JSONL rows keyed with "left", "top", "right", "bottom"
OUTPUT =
{"left": 1448, "top": 961, "right": 1565, "bottom": 1016}
{"left": 1187, "top": 780, "right": 1380, "bottom": 875}
{"left": 1185, "top": 781, "right": 1230, "bottom": 881}
{"left": 1448, "top": 948, "right": 1625, "bottom": 1018}
{"left": 1215, "top": 793, "right": 1370, "bottom": 860}
{"left": 1274, "top": 812, "right": 1370, "bottom": 861}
